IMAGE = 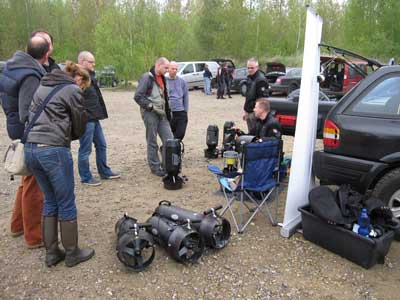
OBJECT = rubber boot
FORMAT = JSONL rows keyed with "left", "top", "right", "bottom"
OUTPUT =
{"left": 43, "top": 216, "right": 65, "bottom": 267}
{"left": 60, "top": 219, "right": 95, "bottom": 267}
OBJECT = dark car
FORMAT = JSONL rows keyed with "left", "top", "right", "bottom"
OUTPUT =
{"left": 97, "top": 65, "right": 118, "bottom": 87}
{"left": 313, "top": 65, "right": 400, "bottom": 216}
{"left": 270, "top": 67, "right": 302, "bottom": 95}
{"left": 230, "top": 67, "right": 248, "bottom": 95}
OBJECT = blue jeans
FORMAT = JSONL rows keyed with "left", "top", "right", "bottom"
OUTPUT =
{"left": 78, "top": 121, "right": 113, "bottom": 182}
{"left": 204, "top": 77, "right": 212, "bottom": 95}
{"left": 24, "top": 143, "right": 77, "bottom": 220}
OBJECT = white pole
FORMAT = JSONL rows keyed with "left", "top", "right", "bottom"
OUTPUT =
{"left": 280, "top": 6, "right": 323, "bottom": 238}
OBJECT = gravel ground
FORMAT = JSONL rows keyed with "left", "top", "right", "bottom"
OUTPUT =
{"left": 0, "top": 90, "right": 399, "bottom": 300}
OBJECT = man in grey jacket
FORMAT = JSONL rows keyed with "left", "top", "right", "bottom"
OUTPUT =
{"left": 134, "top": 57, "right": 173, "bottom": 177}
{"left": 166, "top": 61, "right": 189, "bottom": 140}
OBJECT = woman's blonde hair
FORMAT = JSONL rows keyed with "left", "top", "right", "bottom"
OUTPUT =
{"left": 64, "top": 60, "right": 91, "bottom": 90}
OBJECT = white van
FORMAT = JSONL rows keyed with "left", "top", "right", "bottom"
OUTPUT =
{"left": 168, "top": 61, "right": 220, "bottom": 89}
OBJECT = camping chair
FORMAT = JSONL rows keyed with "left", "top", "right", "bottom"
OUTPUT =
{"left": 208, "top": 139, "right": 282, "bottom": 233}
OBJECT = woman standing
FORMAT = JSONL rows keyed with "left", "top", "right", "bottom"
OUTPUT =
{"left": 24, "top": 61, "right": 94, "bottom": 267}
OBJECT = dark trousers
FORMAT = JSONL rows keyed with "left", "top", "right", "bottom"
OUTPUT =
{"left": 225, "top": 79, "right": 231, "bottom": 97}
{"left": 170, "top": 111, "right": 188, "bottom": 140}
{"left": 217, "top": 81, "right": 226, "bottom": 98}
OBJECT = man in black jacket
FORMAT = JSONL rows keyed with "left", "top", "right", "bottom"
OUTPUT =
{"left": 30, "top": 29, "right": 60, "bottom": 73}
{"left": 77, "top": 51, "right": 120, "bottom": 186}
{"left": 243, "top": 58, "right": 269, "bottom": 133}
{"left": 250, "top": 98, "right": 281, "bottom": 140}
{"left": 0, "top": 36, "right": 50, "bottom": 248}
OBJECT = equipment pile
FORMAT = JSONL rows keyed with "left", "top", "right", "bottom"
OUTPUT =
{"left": 115, "top": 202, "right": 231, "bottom": 272}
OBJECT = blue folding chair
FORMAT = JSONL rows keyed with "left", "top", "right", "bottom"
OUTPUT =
{"left": 208, "top": 140, "right": 281, "bottom": 233}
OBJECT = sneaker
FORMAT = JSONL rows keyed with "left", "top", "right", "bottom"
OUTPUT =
{"left": 82, "top": 178, "right": 102, "bottom": 186}
{"left": 101, "top": 172, "right": 121, "bottom": 180}
{"left": 151, "top": 168, "right": 166, "bottom": 177}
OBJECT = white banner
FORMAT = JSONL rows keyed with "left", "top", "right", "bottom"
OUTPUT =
{"left": 280, "top": 6, "right": 323, "bottom": 238}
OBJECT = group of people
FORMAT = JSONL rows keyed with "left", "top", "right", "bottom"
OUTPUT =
{"left": 0, "top": 28, "right": 279, "bottom": 268}
{"left": 0, "top": 30, "right": 121, "bottom": 268}
{"left": 202, "top": 62, "right": 234, "bottom": 99}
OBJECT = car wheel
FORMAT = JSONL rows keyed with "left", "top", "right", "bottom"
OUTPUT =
{"left": 240, "top": 84, "right": 247, "bottom": 97}
{"left": 372, "top": 168, "right": 400, "bottom": 218}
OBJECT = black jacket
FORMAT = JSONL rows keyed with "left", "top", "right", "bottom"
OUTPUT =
{"left": 243, "top": 70, "right": 268, "bottom": 113}
{"left": 250, "top": 112, "right": 281, "bottom": 140}
{"left": 26, "top": 70, "right": 87, "bottom": 147}
{"left": 82, "top": 71, "right": 108, "bottom": 121}
{"left": 216, "top": 67, "right": 227, "bottom": 85}
{"left": 0, "top": 51, "right": 45, "bottom": 139}
{"left": 42, "top": 57, "right": 60, "bottom": 73}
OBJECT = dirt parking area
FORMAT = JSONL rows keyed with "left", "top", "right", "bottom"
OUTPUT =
{"left": 1, "top": 90, "right": 399, "bottom": 300}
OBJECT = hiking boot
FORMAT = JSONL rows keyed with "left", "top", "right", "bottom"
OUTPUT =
{"left": 60, "top": 219, "right": 95, "bottom": 267}
{"left": 82, "top": 178, "right": 102, "bottom": 186}
{"left": 43, "top": 216, "right": 65, "bottom": 267}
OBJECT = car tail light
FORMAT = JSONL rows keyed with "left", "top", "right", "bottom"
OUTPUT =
{"left": 323, "top": 119, "right": 340, "bottom": 148}
{"left": 276, "top": 77, "right": 282, "bottom": 84}
{"left": 275, "top": 114, "right": 296, "bottom": 126}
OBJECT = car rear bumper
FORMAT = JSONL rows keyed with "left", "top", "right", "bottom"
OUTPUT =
{"left": 313, "top": 151, "right": 388, "bottom": 193}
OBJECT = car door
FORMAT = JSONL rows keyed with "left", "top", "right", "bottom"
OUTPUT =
{"left": 180, "top": 63, "right": 195, "bottom": 88}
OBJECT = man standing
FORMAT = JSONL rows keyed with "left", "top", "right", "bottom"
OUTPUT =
{"left": 224, "top": 64, "right": 233, "bottom": 98}
{"left": 77, "top": 51, "right": 120, "bottom": 186}
{"left": 167, "top": 61, "right": 189, "bottom": 140}
{"left": 216, "top": 63, "right": 227, "bottom": 99}
{"left": 203, "top": 64, "right": 212, "bottom": 95}
{"left": 30, "top": 29, "right": 60, "bottom": 72}
{"left": 0, "top": 36, "right": 49, "bottom": 248}
{"left": 243, "top": 58, "right": 269, "bottom": 132}
{"left": 134, "top": 57, "right": 173, "bottom": 177}
{"left": 250, "top": 98, "right": 281, "bottom": 140}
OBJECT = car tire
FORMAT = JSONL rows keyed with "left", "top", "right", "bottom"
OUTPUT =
{"left": 372, "top": 168, "right": 400, "bottom": 218}
{"left": 240, "top": 84, "right": 247, "bottom": 97}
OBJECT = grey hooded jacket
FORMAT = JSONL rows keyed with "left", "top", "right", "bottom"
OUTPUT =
{"left": 26, "top": 70, "right": 87, "bottom": 147}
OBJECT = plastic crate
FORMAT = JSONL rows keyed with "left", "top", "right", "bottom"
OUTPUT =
{"left": 299, "top": 205, "right": 394, "bottom": 269}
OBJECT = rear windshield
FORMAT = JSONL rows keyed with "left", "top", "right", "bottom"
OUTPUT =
{"left": 287, "top": 68, "right": 302, "bottom": 77}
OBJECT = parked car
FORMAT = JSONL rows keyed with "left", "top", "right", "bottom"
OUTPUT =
{"left": 97, "top": 65, "right": 118, "bottom": 87}
{"left": 169, "top": 61, "right": 219, "bottom": 90}
{"left": 265, "top": 62, "right": 286, "bottom": 84}
{"left": 270, "top": 67, "right": 302, "bottom": 95}
{"left": 230, "top": 67, "right": 248, "bottom": 95}
{"left": 313, "top": 65, "right": 400, "bottom": 216}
